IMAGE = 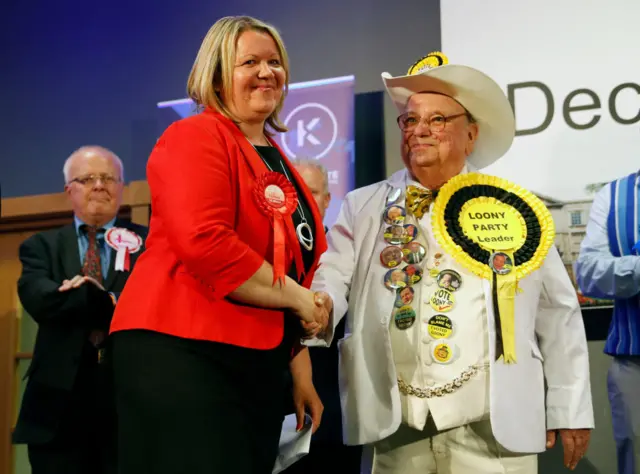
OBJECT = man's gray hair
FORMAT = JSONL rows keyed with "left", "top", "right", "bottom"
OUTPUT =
{"left": 292, "top": 158, "right": 329, "bottom": 194}
{"left": 63, "top": 146, "right": 125, "bottom": 184}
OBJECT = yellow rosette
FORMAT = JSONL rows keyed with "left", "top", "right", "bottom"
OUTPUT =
{"left": 431, "top": 173, "right": 555, "bottom": 364}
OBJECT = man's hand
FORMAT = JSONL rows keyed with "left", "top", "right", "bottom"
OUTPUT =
{"left": 313, "top": 291, "right": 332, "bottom": 328}
{"left": 546, "top": 429, "right": 591, "bottom": 470}
{"left": 300, "top": 292, "right": 333, "bottom": 339}
{"left": 58, "top": 275, "right": 105, "bottom": 292}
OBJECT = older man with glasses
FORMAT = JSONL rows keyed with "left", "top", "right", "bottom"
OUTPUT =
{"left": 308, "top": 52, "right": 594, "bottom": 473}
{"left": 12, "top": 146, "right": 148, "bottom": 474}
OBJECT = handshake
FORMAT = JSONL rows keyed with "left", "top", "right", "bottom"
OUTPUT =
{"left": 295, "top": 290, "right": 332, "bottom": 339}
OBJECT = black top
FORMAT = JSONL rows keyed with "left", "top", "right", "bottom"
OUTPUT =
{"left": 255, "top": 146, "right": 316, "bottom": 282}
{"left": 255, "top": 146, "right": 320, "bottom": 412}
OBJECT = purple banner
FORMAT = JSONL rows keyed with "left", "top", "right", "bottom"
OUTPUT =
{"left": 157, "top": 75, "right": 356, "bottom": 227}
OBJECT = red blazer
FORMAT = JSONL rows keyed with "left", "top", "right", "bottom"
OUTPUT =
{"left": 110, "top": 109, "right": 328, "bottom": 349}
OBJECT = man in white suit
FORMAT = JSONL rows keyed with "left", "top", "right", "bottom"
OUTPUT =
{"left": 308, "top": 52, "right": 594, "bottom": 473}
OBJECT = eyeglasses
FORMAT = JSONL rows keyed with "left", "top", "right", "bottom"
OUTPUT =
{"left": 69, "top": 174, "right": 121, "bottom": 186}
{"left": 396, "top": 112, "right": 469, "bottom": 133}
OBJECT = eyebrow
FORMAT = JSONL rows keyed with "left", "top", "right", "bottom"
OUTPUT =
{"left": 405, "top": 109, "right": 449, "bottom": 115}
{"left": 237, "top": 52, "right": 281, "bottom": 60}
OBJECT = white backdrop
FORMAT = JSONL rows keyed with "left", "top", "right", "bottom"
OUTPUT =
{"left": 441, "top": 0, "right": 640, "bottom": 201}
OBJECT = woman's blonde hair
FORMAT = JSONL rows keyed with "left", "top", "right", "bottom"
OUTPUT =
{"left": 187, "top": 16, "right": 290, "bottom": 134}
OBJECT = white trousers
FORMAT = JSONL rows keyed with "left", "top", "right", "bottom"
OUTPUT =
{"left": 372, "top": 419, "right": 537, "bottom": 474}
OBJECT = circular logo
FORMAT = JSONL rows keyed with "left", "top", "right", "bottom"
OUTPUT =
{"left": 381, "top": 246, "right": 403, "bottom": 269}
{"left": 436, "top": 269, "right": 462, "bottom": 292}
{"left": 394, "top": 305, "right": 416, "bottom": 330}
{"left": 105, "top": 228, "right": 142, "bottom": 253}
{"left": 431, "top": 341, "right": 455, "bottom": 364}
{"left": 281, "top": 103, "right": 338, "bottom": 159}
{"left": 402, "top": 241, "right": 426, "bottom": 264}
{"left": 402, "top": 224, "right": 418, "bottom": 243}
{"left": 426, "top": 315, "right": 453, "bottom": 339}
{"left": 264, "top": 184, "right": 285, "bottom": 208}
{"left": 489, "top": 251, "right": 513, "bottom": 275}
{"left": 383, "top": 205, "right": 406, "bottom": 225}
{"left": 384, "top": 225, "right": 406, "bottom": 245}
{"left": 404, "top": 264, "right": 423, "bottom": 285}
{"left": 384, "top": 268, "right": 408, "bottom": 290}
{"left": 429, "top": 288, "right": 455, "bottom": 312}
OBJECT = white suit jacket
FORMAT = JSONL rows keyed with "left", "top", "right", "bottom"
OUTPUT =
{"left": 309, "top": 168, "right": 594, "bottom": 453}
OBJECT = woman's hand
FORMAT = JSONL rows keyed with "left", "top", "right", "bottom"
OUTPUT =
{"left": 290, "top": 347, "right": 323, "bottom": 433}
{"left": 300, "top": 320, "right": 322, "bottom": 339}
{"left": 292, "top": 379, "right": 324, "bottom": 433}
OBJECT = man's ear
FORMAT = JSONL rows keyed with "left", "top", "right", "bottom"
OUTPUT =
{"left": 465, "top": 123, "right": 479, "bottom": 155}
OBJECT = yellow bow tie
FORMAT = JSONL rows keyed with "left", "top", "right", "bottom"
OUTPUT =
{"left": 406, "top": 185, "right": 438, "bottom": 219}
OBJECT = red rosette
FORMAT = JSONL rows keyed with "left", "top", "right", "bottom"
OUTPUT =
{"left": 253, "top": 171, "right": 304, "bottom": 285}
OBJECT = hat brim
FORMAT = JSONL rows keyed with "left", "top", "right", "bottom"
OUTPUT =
{"left": 382, "top": 65, "right": 515, "bottom": 169}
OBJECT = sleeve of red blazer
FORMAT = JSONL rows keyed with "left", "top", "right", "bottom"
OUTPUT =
{"left": 147, "top": 119, "right": 264, "bottom": 299}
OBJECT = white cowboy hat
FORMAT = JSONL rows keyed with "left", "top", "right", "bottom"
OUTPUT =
{"left": 381, "top": 52, "right": 515, "bottom": 169}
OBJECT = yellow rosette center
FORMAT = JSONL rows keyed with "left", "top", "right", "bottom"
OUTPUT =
{"left": 460, "top": 198, "right": 524, "bottom": 364}
{"left": 430, "top": 173, "right": 556, "bottom": 366}
{"left": 459, "top": 199, "right": 526, "bottom": 251}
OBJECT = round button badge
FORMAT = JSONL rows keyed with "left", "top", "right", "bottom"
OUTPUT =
{"left": 429, "top": 288, "right": 455, "bottom": 312}
{"left": 394, "top": 305, "right": 416, "bottom": 330}
{"left": 384, "top": 268, "right": 408, "bottom": 290}
{"left": 426, "top": 314, "right": 454, "bottom": 339}
{"left": 386, "top": 188, "right": 402, "bottom": 205}
{"left": 430, "top": 340, "right": 457, "bottom": 364}
{"left": 383, "top": 205, "right": 406, "bottom": 225}
{"left": 395, "top": 286, "right": 415, "bottom": 308}
{"left": 380, "top": 246, "right": 403, "bottom": 269}
{"left": 402, "top": 224, "right": 418, "bottom": 243}
{"left": 489, "top": 251, "right": 513, "bottom": 275}
{"left": 402, "top": 241, "right": 426, "bottom": 264}
{"left": 264, "top": 185, "right": 285, "bottom": 208}
{"left": 384, "top": 225, "right": 406, "bottom": 245}
{"left": 436, "top": 269, "right": 462, "bottom": 292}
{"left": 404, "top": 264, "right": 423, "bottom": 285}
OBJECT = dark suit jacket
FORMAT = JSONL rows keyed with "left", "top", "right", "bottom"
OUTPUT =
{"left": 12, "top": 219, "right": 148, "bottom": 445}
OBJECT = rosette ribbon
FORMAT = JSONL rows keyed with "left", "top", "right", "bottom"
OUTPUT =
{"left": 431, "top": 173, "right": 556, "bottom": 364}
{"left": 253, "top": 172, "right": 303, "bottom": 285}
{"left": 105, "top": 228, "right": 142, "bottom": 272}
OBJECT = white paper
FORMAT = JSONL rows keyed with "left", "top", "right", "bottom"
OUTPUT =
{"left": 272, "top": 414, "right": 313, "bottom": 473}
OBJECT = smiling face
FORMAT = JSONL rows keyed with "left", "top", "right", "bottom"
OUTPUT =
{"left": 400, "top": 93, "right": 478, "bottom": 179}
{"left": 225, "top": 29, "right": 286, "bottom": 125}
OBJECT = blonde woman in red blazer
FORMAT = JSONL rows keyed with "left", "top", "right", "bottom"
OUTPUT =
{"left": 109, "top": 16, "right": 329, "bottom": 474}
